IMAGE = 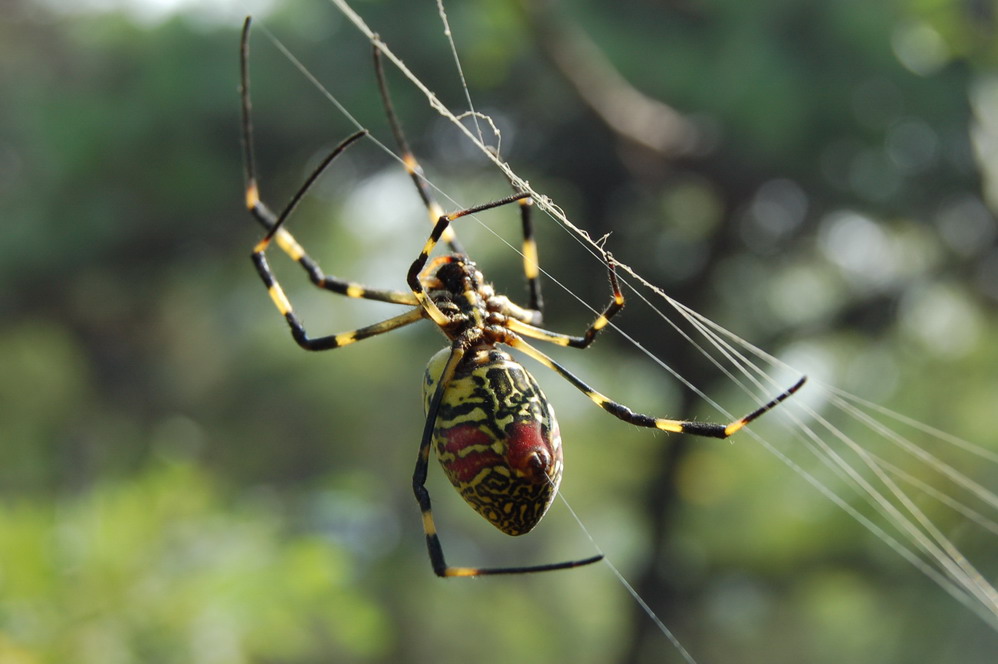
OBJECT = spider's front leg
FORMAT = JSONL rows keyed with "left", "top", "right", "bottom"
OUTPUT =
{"left": 245, "top": 132, "right": 427, "bottom": 352}
{"left": 505, "top": 254, "right": 625, "bottom": 348}
{"left": 240, "top": 17, "right": 416, "bottom": 308}
{"left": 405, "top": 192, "right": 532, "bottom": 326}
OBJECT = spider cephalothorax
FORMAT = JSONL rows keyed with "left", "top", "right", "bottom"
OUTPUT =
{"left": 423, "top": 256, "right": 490, "bottom": 330}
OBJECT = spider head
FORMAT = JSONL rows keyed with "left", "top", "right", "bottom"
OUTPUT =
{"left": 432, "top": 256, "right": 481, "bottom": 293}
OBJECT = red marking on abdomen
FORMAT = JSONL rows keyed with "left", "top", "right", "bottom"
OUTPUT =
{"left": 505, "top": 421, "right": 555, "bottom": 484}
{"left": 439, "top": 424, "right": 501, "bottom": 484}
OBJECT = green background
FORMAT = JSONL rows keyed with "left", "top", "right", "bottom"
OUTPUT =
{"left": 2, "top": 0, "right": 997, "bottom": 662}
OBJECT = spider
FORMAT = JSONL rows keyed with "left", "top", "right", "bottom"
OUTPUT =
{"left": 239, "top": 17, "right": 805, "bottom": 577}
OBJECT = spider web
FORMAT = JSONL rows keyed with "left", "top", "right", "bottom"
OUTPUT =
{"left": 257, "top": 0, "right": 998, "bottom": 658}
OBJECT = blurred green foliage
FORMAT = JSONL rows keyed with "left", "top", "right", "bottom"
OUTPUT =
{"left": 1, "top": 0, "right": 996, "bottom": 663}
{"left": 0, "top": 460, "right": 389, "bottom": 663}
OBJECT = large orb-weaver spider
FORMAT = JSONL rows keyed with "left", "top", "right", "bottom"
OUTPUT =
{"left": 239, "top": 17, "right": 805, "bottom": 577}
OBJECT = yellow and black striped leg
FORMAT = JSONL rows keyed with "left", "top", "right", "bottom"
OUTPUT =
{"left": 251, "top": 246, "right": 425, "bottom": 351}
{"left": 375, "top": 38, "right": 544, "bottom": 316}
{"left": 516, "top": 193, "right": 544, "bottom": 317}
{"left": 245, "top": 131, "right": 426, "bottom": 348}
{"left": 372, "top": 42, "right": 466, "bottom": 255}
{"left": 476, "top": 193, "right": 545, "bottom": 327}
{"left": 414, "top": 344, "right": 603, "bottom": 577}
{"left": 406, "top": 192, "right": 533, "bottom": 325}
{"left": 506, "top": 255, "right": 625, "bottom": 348}
{"left": 244, "top": 192, "right": 418, "bottom": 306}
{"left": 507, "top": 335, "right": 806, "bottom": 439}
{"left": 240, "top": 17, "right": 417, "bottom": 307}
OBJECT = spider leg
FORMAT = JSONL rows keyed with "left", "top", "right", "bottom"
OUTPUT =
{"left": 246, "top": 133, "right": 428, "bottom": 351}
{"left": 241, "top": 17, "right": 417, "bottom": 307}
{"left": 406, "top": 192, "right": 532, "bottom": 326}
{"left": 505, "top": 255, "right": 624, "bottom": 348}
{"left": 508, "top": 190, "right": 543, "bottom": 317}
{"left": 373, "top": 42, "right": 465, "bottom": 256}
{"left": 373, "top": 43, "right": 550, "bottom": 320}
{"left": 479, "top": 191, "right": 545, "bottom": 326}
{"left": 254, "top": 247, "right": 426, "bottom": 351}
{"left": 506, "top": 334, "right": 806, "bottom": 439}
{"left": 414, "top": 344, "right": 603, "bottom": 577}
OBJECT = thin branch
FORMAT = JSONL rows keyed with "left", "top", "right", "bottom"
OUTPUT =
{"left": 519, "top": 0, "right": 702, "bottom": 158}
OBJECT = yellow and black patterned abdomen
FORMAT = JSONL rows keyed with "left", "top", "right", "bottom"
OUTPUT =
{"left": 423, "top": 348, "right": 563, "bottom": 535}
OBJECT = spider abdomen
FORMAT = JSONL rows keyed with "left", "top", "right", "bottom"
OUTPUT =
{"left": 423, "top": 347, "right": 563, "bottom": 536}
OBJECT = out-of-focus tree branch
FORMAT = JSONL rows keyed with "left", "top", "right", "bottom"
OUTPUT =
{"left": 519, "top": 0, "right": 703, "bottom": 158}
